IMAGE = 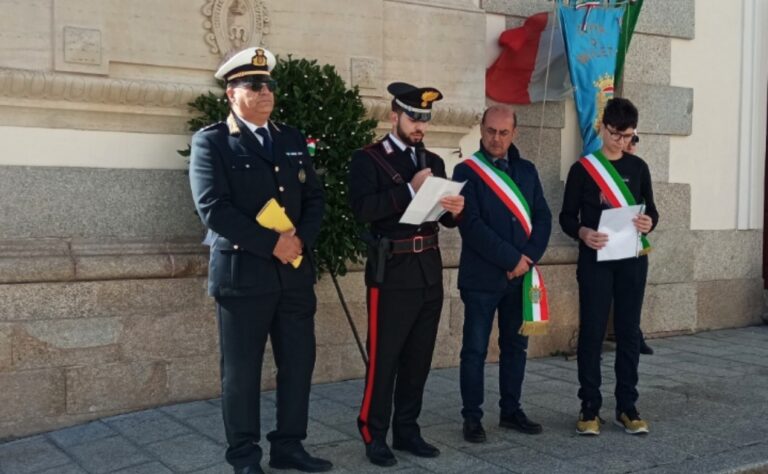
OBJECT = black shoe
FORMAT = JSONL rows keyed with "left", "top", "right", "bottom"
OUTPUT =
{"left": 462, "top": 419, "right": 487, "bottom": 443}
{"left": 392, "top": 435, "right": 440, "bottom": 458}
{"left": 234, "top": 465, "right": 264, "bottom": 474}
{"left": 500, "top": 409, "right": 543, "bottom": 435}
{"left": 365, "top": 439, "right": 397, "bottom": 467}
{"left": 268, "top": 449, "right": 333, "bottom": 472}
{"left": 639, "top": 339, "right": 654, "bottom": 355}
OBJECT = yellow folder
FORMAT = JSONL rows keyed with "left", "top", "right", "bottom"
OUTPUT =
{"left": 256, "top": 198, "right": 302, "bottom": 268}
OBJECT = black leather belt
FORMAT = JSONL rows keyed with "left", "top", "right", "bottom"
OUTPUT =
{"left": 390, "top": 234, "right": 438, "bottom": 254}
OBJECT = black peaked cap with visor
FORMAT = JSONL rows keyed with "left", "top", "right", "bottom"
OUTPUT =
{"left": 387, "top": 82, "right": 443, "bottom": 122}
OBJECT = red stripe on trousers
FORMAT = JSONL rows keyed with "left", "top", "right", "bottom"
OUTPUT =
{"left": 359, "top": 287, "right": 380, "bottom": 444}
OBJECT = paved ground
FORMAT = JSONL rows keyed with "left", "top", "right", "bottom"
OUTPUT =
{"left": 2, "top": 326, "right": 768, "bottom": 474}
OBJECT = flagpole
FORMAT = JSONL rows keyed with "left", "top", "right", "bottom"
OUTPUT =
{"left": 536, "top": 1, "right": 560, "bottom": 164}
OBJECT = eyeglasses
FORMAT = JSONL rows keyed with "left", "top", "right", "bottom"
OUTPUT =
{"left": 604, "top": 125, "right": 635, "bottom": 143}
{"left": 238, "top": 78, "right": 278, "bottom": 93}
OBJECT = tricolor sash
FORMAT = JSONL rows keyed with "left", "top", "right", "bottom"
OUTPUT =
{"left": 579, "top": 151, "right": 652, "bottom": 255}
{"left": 464, "top": 151, "right": 549, "bottom": 335}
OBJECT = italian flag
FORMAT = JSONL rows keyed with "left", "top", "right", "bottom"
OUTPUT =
{"left": 486, "top": 11, "right": 571, "bottom": 104}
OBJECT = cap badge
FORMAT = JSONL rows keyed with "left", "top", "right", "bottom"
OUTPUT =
{"left": 421, "top": 91, "right": 439, "bottom": 108}
{"left": 252, "top": 49, "right": 267, "bottom": 67}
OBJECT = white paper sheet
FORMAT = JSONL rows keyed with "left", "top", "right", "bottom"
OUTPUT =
{"left": 399, "top": 176, "right": 466, "bottom": 225}
{"left": 596, "top": 204, "right": 644, "bottom": 262}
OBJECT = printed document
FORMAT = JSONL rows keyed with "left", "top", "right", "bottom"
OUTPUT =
{"left": 596, "top": 204, "right": 644, "bottom": 262}
{"left": 399, "top": 177, "right": 465, "bottom": 225}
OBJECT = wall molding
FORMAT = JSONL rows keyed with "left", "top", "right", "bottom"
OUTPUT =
{"left": 0, "top": 69, "right": 483, "bottom": 134}
{"left": 0, "top": 68, "right": 213, "bottom": 112}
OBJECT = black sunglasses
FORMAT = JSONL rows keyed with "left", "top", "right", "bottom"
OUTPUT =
{"left": 238, "top": 78, "right": 278, "bottom": 92}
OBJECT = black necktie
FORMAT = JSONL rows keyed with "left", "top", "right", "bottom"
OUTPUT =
{"left": 255, "top": 127, "right": 272, "bottom": 155}
{"left": 409, "top": 148, "right": 417, "bottom": 167}
{"left": 494, "top": 158, "right": 509, "bottom": 173}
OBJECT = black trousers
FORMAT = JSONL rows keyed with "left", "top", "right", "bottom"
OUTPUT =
{"left": 216, "top": 287, "right": 317, "bottom": 468}
{"left": 358, "top": 283, "right": 443, "bottom": 444}
{"left": 576, "top": 252, "right": 648, "bottom": 414}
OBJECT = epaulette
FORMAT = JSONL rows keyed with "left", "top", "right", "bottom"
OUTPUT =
{"left": 199, "top": 121, "right": 224, "bottom": 132}
{"left": 268, "top": 119, "right": 283, "bottom": 133}
{"left": 364, "top": 138, "right": 394, "bottom": 155}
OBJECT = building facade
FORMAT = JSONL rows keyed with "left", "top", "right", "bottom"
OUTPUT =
{"left": 0, "top": 0, "right": 765, "bottom": 438}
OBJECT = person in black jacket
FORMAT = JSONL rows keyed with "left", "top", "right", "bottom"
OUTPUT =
{"left": 348, "top": 82, "right": 464, "bottom": 467}
{"left": 452, "top": 105, "right": 552, "bottom": 443}
{"left": 560, "top": 98, "right": 658, "bottom": 437}
{"left": 189, "top": 47, "right": 331, "bottom": 474}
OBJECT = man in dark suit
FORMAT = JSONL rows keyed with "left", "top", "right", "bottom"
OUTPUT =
{"left": 452, "top": 105, "right": 551, "bottom": 443}
{"left": 348, "top": 82, "right": 464, "bottom": 467}
{"left": 189, "top": 47, "right": 331, "bottom": 474}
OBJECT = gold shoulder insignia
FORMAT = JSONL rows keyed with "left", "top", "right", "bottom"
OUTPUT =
{"left": 227, "top": 114, "right": 241, "bottom": 135}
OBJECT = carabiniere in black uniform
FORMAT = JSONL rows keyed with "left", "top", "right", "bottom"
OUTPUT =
{"left": 348, "top": 82, "right": 460, "bottom": 465}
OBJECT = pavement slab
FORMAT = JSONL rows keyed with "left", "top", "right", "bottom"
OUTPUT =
{"left": 1, "top": 326, "right": 767, "bottom": 473}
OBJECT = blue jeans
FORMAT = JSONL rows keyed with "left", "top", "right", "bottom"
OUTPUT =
{"left": 459, "top": 286, "right": 528, "bottom": 421}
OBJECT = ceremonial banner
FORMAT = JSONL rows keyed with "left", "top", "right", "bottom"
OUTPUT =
{"left": 615, "top": 0, "right": 644, "bottom": 91}
{"left": 557, "top": 1, "right": 624, "bottom": 154}
{"left": 486, "top": 11, "right": 571, "bottom": 104}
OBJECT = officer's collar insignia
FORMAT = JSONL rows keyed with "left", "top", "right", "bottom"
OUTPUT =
{"left": 421, "top": 91, "right": 440, "bottom": 108}
{"left": 382, "top": 140, "right": 394, "bottom": 155}
{"left": 227, "top": 114, "right": 241, "bottom": 135}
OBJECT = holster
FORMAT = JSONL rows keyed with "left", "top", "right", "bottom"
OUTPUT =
{"left": 362, "top": 232, "right": 391, "bottom": 285}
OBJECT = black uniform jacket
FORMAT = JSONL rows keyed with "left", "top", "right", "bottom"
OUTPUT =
{"left": 348, "top": 135, "right": 459, "bottom": 290}
{"left": 189, "top": 113, "right": 324, "bottom": 297}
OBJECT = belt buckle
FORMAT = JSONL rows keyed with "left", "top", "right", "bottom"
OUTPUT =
{"left": 412, "top": 235, "right": 424, "bottom": 253}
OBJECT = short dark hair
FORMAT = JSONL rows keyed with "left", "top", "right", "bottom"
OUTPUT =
{"left": 391, "top": 99, "right": 404, "bottom": 115}
{"left": 602, "top": 97, "right": 638, "bottom": 131}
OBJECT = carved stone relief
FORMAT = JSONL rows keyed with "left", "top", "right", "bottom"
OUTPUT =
{"left": 63, "top": 27, "right": 102, "bottom": 66}
{"left": 350, "top": 57, "right": 380, "bottom": 97}
{"left": 202, "top": 0, "right": 270, "bottom": 56}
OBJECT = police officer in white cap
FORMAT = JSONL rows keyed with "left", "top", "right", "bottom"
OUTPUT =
{"left": 189, "top": 47, "right": 330, "bottom": 474}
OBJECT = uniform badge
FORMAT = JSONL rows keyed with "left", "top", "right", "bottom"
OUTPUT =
{"left": 382, "top": 140, "right": 394, "bottom": 155}
{"left": 298, "top": 168, "right": 307, "bottom": 183}
{"left": 252, "top": 49, "right": 267, "bottom": 67}
{"left": 529, "top": 285, "right": 542, "bottom": 304}
{"left": 421, "top": 90, "right": 440, "bottom": 108}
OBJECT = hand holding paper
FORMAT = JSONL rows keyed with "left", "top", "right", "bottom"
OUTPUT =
{"left": 596, "top": 204, "right": 644, "bottom": 261}
{"left": 399, "top": 176, "right": 465, "bottom": 225}
{"left": 256, "top": 198, "right": 303, "bottom": 268}
{"left": 439, "top": 194, "right": 465, "bottom": 216}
